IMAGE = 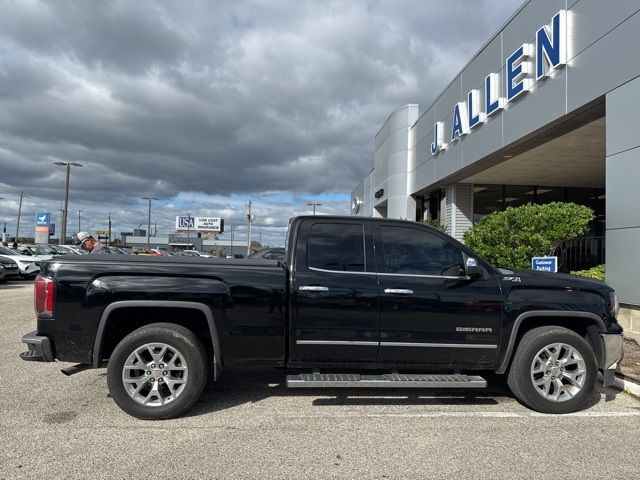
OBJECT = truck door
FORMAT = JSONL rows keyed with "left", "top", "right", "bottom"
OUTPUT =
{"left": 374, "top": 223, "right": 503, "bottom": 367}
{"left": 290, "top": 219, "right": 379, "bottom": 364}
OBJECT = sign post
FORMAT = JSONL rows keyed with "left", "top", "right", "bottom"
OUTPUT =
{"left": 531, "top": 256, "right": 558, "bottom": 273}
{"left": 175, "top": 216, "right": 224, "bottom": 233}
{"left": 35, "top": 212, "right": 50, "bottom": 245}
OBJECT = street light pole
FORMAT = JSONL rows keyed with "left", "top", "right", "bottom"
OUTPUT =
{"left": 15, "top": 191, "right": 24, "bottom": 243}
{"left": 54, "top": 162, "right": 83, "bottom": 243}
{"left": 141, "top": 197, "right": 158, "bottom": 249}
{"left": 246, "top": 200, "right": 253, "bottom": 257}
{"left": 186, "top": 213, "right": 191, "bottom": 248}
{"left": 230, "top": 225, "right": 234, "bottom": 257}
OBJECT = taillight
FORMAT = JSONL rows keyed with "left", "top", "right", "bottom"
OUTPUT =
{"left": 34, "top": 275, "right": 55, "bottom": 317}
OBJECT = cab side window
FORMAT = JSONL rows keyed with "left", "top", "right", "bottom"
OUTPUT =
{"left": 308, "top": 223, "right": 365, "bottom": 272}
{"left": 380, "top": 226, "right": 463, "bottom": 276}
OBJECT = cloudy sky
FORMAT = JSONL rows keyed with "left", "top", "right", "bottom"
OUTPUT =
{"left": 0, "top": 0, "right": 522, "bottom": 247}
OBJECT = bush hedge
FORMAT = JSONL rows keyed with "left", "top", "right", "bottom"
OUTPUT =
{"left": 571, "top": 264, "right": 605, "bottom": 281}
{"left": 463, "top": 202, "right": 594, "bottom": 270}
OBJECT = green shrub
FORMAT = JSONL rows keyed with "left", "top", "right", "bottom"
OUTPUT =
{"left": 571, "top": 264, "right": 605, "bottom": 281}
{"left": 463, "top": 202, "right": 594, "bottom": 269}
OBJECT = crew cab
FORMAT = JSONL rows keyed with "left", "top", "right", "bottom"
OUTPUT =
{"left": 20, "top": 216, "right": 624, "bottom": 419}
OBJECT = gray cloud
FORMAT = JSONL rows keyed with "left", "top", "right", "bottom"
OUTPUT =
{"left": 0, "top": 0, "right": 521, "bottom": 245}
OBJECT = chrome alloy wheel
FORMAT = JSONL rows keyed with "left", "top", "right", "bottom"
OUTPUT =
{"left": 122, "top": 343, "right": 189, "bottom": 407}
{"left": 530, "top": 342, "right": 587, "bottom": 402}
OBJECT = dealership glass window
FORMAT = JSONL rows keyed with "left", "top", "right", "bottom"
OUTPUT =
{"left": 502, "top": 185, "right": 535, "bottom": 209}
{"left": 380, "top": 226, "right": 463, "bottom": 276}
{"left": 535, "top": 187, "right": 564, "bottom": 203}
{"left": 473, "top": 184, "right": 606, "bottom": 235}
{"left": 308, "top": 223, "right": 365, "bottom": 272}
{"left": 473, "top": 184, "right": 503, "bottom": 223}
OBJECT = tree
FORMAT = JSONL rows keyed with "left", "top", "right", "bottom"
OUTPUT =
{"left": 463, "top": 202, "right": 594, "bottom": 269}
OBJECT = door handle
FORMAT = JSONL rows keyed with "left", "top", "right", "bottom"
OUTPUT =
{"left": 384, "top": 288, "right": 414, "bottom": 295}
{"left": 298, "top": 286, "right": 329, "bottom": 292}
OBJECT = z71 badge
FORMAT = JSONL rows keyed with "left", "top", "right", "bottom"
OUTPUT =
{"left": 503, "top": 276, "right": 522, "bottom": 282}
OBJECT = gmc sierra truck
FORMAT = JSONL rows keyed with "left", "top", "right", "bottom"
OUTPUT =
{"left": 20, "top": 216, "right": 624, "bottom": 419}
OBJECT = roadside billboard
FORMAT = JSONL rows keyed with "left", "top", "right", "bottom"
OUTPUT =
{"left": 175, "top": 216, "right": 224, "bottom": 233}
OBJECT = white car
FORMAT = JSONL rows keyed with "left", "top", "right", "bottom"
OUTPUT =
{"left": 17, "top": 244, "right": 54, "bottom": 262}
{"left": 183, "top": 250, "right": 214, "bottom": 258}
{"left": 0, "top": 246, "right": 41, "bottom": 278}
{"left": 59, "top": 244, "right": 87, "bottom": 255}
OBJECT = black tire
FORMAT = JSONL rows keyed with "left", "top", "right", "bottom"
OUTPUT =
{"left": 107, "top": 323, "right": 208, "bottom": 420}
{"left": 507, "top": 326, "right": 597, "bottom": 414}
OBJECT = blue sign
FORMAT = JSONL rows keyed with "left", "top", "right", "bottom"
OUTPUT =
{"left": 177, "top": 216, "right": 195, "bottom": 228}
{"left": 49, "top": 223, "right": 56, "bottom": 236}
{"left": 35, "top": 212, "right": 50, "bottom": 227}
{"left": 532, "top": 256, "right": 558, "bottom": 273}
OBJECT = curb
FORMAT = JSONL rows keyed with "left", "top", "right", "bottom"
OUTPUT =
{"left": 614, "top": 375, "right": 640, "bottom": 400}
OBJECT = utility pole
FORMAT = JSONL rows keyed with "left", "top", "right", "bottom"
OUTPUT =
{"left": 54, "top": 162, "right": 83, "bottom": 244}
{"left": 307, "top": 202, "right": 322, "bottom": 215}
{"left": 141, "top": 197, "right": 158, "bottom": 249}
{"left": 230, "top": 225, "right": 234, "bottom": 257}
{"left": 0, "top": 196, "right": 5, "bottom": 244}
{"left": 78, "top": 210, "right": 82, "bottom": 233}
{"left": 246, "top": 200, "right": 253, "bottom": 256}
{"left": 108, "top": 213, "right": 112, "bottom": 245}
{"left": 15, "top": 191, "right": 24, "bottom": 243}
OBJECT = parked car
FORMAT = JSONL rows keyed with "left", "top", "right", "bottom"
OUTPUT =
{"left": 247, "top": 247, "right": 285, "bottom": 261}
{"left": 118, "top": 247, "right": 134, "bottom": 254}
{"left": 59, "top": 244, "right": 88, "bottom": 255}
{"left": 20, "top": 216, "right": 623, "bottom": 419}
{"left": 17, "top": 245, "right": 54, "bottom": 261}
{"left": 107, "top": 247, "right": 125, "bottom": 254}
{"left": 181, "top": 250, "right": 214, "bottom": 258}
{"left": 0, "top": 256, "right": 20, "bottom": 281}
{"left": 0, "top": 246, "right": 40, "bottom": 278}
{"left": 49, "top": 245, "right": 79, "bottom": 255}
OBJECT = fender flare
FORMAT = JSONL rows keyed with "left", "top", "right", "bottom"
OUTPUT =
{"left": 93, "top": 300, "right": 223, "bottom": 378}
{"left": 496, "top": 310, "right": 606, "bottom": 374}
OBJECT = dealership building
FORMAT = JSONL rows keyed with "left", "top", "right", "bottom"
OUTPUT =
{"left": 351, "top": 1, "right": 640, "bottom": 335}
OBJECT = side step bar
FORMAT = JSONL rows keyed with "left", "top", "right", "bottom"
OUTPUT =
{"left": 286, "top": 373, "right": 487, "bottom": 389}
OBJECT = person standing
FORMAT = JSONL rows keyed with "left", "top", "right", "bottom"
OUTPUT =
{"left": 77, "top": 232, "right": 110, "bottom": 254}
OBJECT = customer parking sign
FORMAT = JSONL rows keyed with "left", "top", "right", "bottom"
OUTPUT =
{"left": 531, "top": 256, "right": 558, "bottom": 273}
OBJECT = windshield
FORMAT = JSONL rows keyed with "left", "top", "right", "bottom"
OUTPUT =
{"left": 0, "top": 246, "right": 15, "bottom": 255}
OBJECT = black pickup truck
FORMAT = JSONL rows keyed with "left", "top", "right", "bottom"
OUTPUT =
{"left": 21, "top": 216, "right": 624, "bottom": 419}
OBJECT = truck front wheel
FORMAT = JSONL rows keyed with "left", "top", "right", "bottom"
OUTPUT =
{"left": 507, "top": 326, "right": 597, "bottom": 414}
{"left": 106, "top": 323, "right": 208, "bottom": 420}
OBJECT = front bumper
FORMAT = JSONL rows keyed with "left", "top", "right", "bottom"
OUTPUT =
{"left": 601, "top": 333, "right": 624, "bottom": 387}
{"left": 20, "top": 330, "right": 54, "bottom": 362}
{"left": 18, "top": 263, "right": 40, "bottom": 278}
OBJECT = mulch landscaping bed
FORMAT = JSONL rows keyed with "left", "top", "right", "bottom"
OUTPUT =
{"left": 619, "top": 338, "right": 640, "bottom": 383}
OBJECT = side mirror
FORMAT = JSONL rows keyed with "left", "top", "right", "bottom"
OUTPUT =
{"left": 465, "top": 257, "right": 482, "bottom": 278}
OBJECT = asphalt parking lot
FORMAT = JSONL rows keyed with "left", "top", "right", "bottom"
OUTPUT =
{"left": 1, "top": 282, "right": 639, "bottom": 479}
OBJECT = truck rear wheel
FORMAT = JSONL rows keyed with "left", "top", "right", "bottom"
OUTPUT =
{"left": 106, "top": 323, "right": 208, "bottom": 420}
{"left": 507, "top": 326, "right": 597, "bottom": 414}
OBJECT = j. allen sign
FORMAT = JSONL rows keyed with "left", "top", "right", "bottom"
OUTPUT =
{"left": 431, "top": 10, "right": 567, "bottom": 155}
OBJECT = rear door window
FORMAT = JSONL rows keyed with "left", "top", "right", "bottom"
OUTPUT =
{"left": 308, "top": 223, "right": 365, "bottom": 272}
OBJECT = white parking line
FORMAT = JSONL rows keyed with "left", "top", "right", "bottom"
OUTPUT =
{"left": 279, "top": 411, "right": 640, "bottom": 419}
